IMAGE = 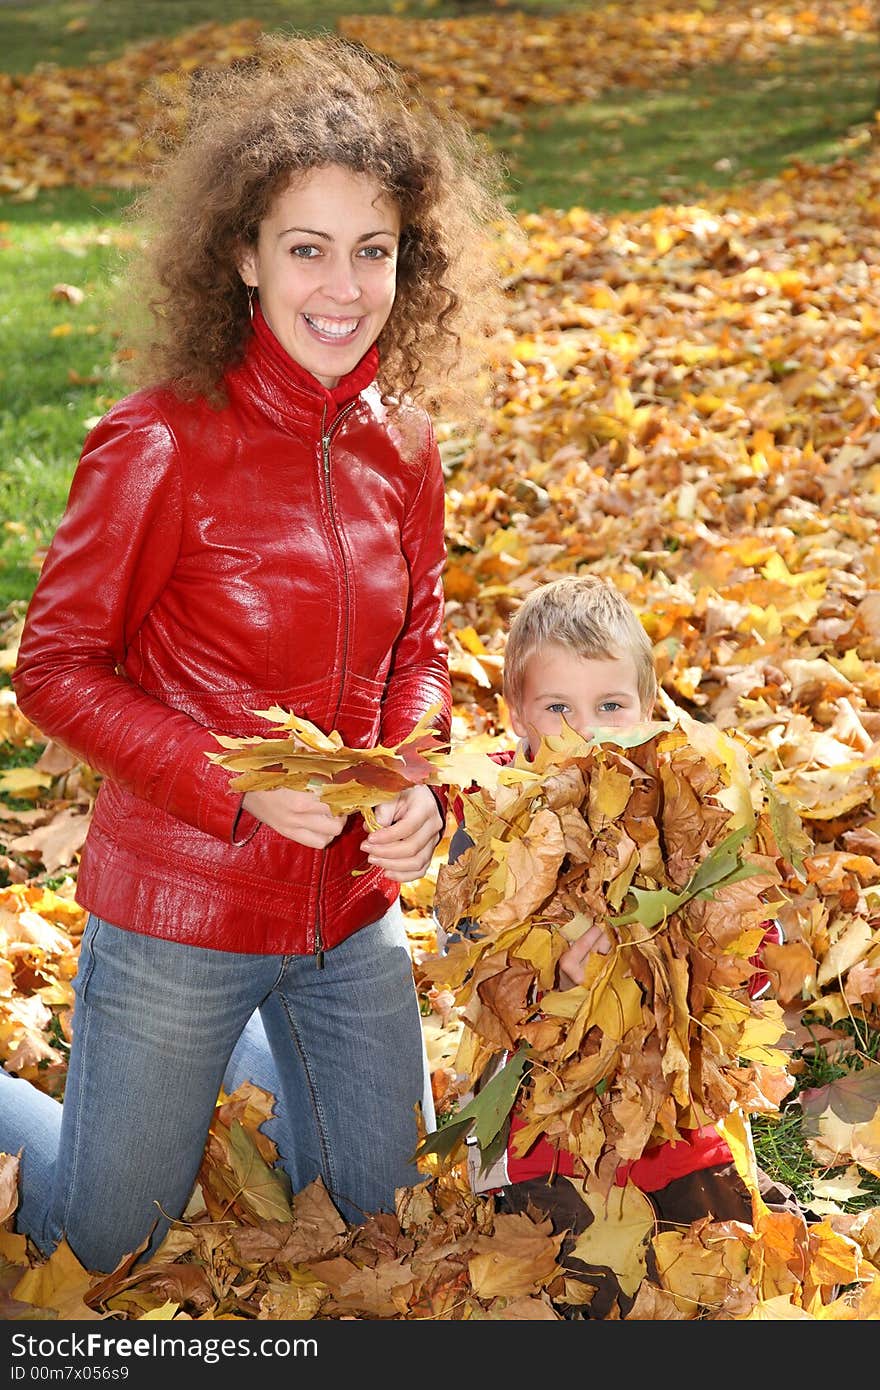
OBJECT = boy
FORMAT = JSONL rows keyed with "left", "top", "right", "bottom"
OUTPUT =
{"left": 441, "top": 573, "right": 794, "bottom": 1317}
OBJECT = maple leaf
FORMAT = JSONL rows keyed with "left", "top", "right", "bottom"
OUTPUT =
{"left": 568, "top": 1180, "right": 655, "bottom": 1298}
{"left": 13, "top": 1240, "right": 101, "bottom": 1320}
{"left": 468, "top": 1210, "right": 564, "bottom": 1298}
{"left": 798, "top": 1066, "right": 880, "bottom": 1128}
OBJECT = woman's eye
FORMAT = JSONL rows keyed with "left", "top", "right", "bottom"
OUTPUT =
{"left": 291, "top": 245, "right": 320, "bottom": 259}
{"left": 358, "top": 245, "right": 387, "bottom": 259}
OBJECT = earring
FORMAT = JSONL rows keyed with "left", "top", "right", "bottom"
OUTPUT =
{"left": 247, "top": 285, "right": 255, "bottom": 323}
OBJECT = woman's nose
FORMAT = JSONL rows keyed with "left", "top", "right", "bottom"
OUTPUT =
{"left": 322, "top": 258, "right": 361, "bottom": 303}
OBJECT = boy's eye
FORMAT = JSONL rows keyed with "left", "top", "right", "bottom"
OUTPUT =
{"left": 547, "top": 702, "right": 569, "bottom": 715}
{"left": 598, "top": 700, "right": 622, "bottom": 714}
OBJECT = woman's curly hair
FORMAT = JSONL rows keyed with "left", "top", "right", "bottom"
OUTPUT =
{"left": 119, "top": 31, "right": 516, "bottom": 420}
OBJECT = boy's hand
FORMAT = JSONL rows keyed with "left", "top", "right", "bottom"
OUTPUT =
{"left": 362, "top": 785, "right": 443, "bottom": 883}
{"left": 558, "top": 923, "right": 612, "bottom": 989}
{"left": 243, "top": 787, "right": 347, "bottom": 848}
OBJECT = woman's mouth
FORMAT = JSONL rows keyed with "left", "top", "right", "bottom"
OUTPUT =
{"left": 302, "top": 314, "right": 361, "bottom": 342}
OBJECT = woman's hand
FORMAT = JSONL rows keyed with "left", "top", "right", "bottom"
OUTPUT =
{"left": 362, "top": 784, "right": 443, "bottom": 883}
{"left": 558, "top": 923, "right": 612, "bottom": 989}
{"left": 243, "top": 787, "right": 347, "bottom": 848}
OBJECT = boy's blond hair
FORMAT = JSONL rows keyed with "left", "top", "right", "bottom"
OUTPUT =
{"left": 502, "top": 574, "right": 658, "bottom": 714}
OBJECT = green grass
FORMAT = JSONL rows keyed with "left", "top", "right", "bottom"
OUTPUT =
{"left": 0, "top": 0, "right": 401, "bottom": 72}
{"left": 494, "top": 38, "right": 879, "bottom": 213}
{"left": 0, "top": 0, "right": 603, "bottom": 73}
{"left": 0, "top": 188, "right": 132, "bottom": 603}
{"left": 753, "top": 1017, "right": 880, "bottom": 1215}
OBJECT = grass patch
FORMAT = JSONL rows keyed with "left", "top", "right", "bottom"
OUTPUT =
{"left": 493, "top": 38, "right": 879, "bottom": 213}
{"left": 753, "top": 1017, "right": 880, "bottom": 1215}
{"left": 0, "top": 0, "right": 601, "bottom": 74}
{"left": 0, "top": 0, "right": 392, "bottom": 73}
{"left": 0, "top": 187, "right": 132, "bottom": 604}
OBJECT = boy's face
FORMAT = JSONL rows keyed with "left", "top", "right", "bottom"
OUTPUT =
{"left": 509, "top": 642, "right": 648, "bottom": 755}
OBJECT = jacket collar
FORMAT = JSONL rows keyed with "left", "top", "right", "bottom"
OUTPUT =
{"left": 231, "top": 303, "right": 380, "bottom": 429}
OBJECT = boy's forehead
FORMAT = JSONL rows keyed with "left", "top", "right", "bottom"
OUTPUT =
{"left": 521, "top": 642, "right": 637, "bottom": 690}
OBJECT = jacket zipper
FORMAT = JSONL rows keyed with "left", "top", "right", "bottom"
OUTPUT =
{"left": 313, "top": 400, "right": 357, "bottom": 968}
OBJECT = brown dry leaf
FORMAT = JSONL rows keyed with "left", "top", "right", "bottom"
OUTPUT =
{"left": 625, "top": 1280, "right": 692, "bottom": 1320}
{"left": 322, "top": 1258, "right": 415, "bottom": 1318}
{"left": 50, "top": 283, "right": 85, "bottom": 305}
{"left": 652, "top": 1223, "right": 754, "bottom": 1316}
{"left": 6, "top": 807, "right": 90, "bottom": 873}
{"left": 487, "top": 1292, "right": 561, "bottom": 1319}
{"left": 468, "top": 1210, "right": 564, "bottom": 1299}
{"left": 13, "top": 1241, "right": 102, "bottom": 1320}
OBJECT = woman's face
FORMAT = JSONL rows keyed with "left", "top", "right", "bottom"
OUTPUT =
{"left": 239, "top": 164, "right": 400, "bottom": 388}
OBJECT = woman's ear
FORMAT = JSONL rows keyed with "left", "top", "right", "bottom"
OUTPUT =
{"left": 237, "top": 246, "right": 258, "bottom": 289}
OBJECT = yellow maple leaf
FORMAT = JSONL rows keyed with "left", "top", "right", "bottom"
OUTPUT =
{"left": 568, "top": 1180, "right": 654, "bottom": 1297}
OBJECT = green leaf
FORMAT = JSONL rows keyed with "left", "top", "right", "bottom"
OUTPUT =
{"left": 474, "top": 1119, "right": 511, "bottom": 1174}
{"left": 611, "top": 884, "right": 683, "bottom": 929}
{"left": 471, "top": 1047, "right": 532, "bottom": 1151}
{"left": 611, "top": 824, "right": 766, "bottom": 927}
{"left": 687, "top": 824, "right": 750, "bottom": 896}
{"left": 413, "top": 1046, "right": 531, "bottom": 1164}
{"left": 413, "top": 1116, "right": 474, "bottom": 1165}
{"left": 695, "top": 861, "right": 766, "bottom": 899}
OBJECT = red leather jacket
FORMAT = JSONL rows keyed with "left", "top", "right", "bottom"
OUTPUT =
{"left": 13, "top": 308, "right": 451, "bottom": 956}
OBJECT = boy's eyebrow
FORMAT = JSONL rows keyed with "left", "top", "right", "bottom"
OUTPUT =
{"left": 534, "top": 688, "right": 638, "bottom": 701}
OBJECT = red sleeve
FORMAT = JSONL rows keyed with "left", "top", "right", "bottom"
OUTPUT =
{"left": 13, "top": 402, "right": 246, "bottom": 843}
{"left": 378, "top": 423, "right": 451, "bottom": 749}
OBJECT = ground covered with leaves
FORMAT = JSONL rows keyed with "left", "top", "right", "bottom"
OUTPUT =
{"left": 2, "top": 3, "right": 880, "bottom": 1321}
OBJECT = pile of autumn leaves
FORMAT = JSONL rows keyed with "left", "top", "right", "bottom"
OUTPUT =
{"left": 417, "top": 715, "right": 880, "bottom": 1319}
{"left": 426, "top": 720, "right": 795, "bottom": 1171}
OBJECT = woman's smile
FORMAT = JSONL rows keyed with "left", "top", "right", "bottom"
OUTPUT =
{"left": 302, "top": 313, "right": 362, "bottom": 341}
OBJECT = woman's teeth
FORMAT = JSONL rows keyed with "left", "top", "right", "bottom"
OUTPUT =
{"left": 304, "top": 315, "right": 359, "bottom": 338}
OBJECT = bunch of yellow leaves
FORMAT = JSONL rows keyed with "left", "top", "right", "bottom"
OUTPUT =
{"left": 422, "top": 714, "right": 802, "bottom": 1187}
{"left": 206, "top": 703, "right": 443, "bottom": 831}
{"left": 206, "top": 703, "right": 510, "bottom": 831}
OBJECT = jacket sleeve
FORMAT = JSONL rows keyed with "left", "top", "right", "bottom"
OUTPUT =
{"left": 12, "top": 402, "right": 253, "bottom": 843}
{"left": 379, "top": 418, "right": 452, "bottom": 760}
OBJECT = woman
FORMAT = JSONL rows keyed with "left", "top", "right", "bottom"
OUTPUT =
{"left": 3, "top": 33, "right": 510, "bottom": 1274}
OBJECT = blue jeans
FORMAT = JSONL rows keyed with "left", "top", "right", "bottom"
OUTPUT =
{"left": 0, "top": 900, "right": 434, "bottom": 1273}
